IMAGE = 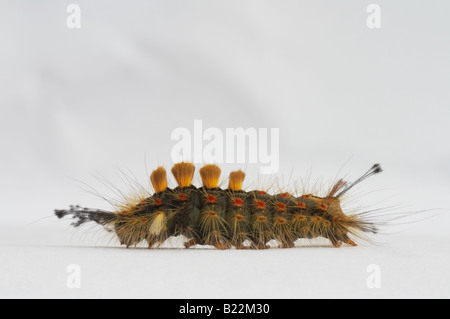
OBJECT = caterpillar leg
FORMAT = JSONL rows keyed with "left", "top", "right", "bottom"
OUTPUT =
{"left": 250, "top": 215, "right": 272, "bottom": 249}
{"left": 343, "top": 235, "right": 358, "bottom": 247}
{"left": 214, "top": 241, "right": 232, "bottom": 250}
{"left": 251, "top": 242, "right": 270, "bottom": 250}
{"left": 228, "top": 218, "right": 252, "bottom": 249}
{"left": 280, "top": 241, "right": 296, "bottom": 249}
{"left": 328, "top": 233, "right": 357, "bottom": 248}
{"left": 231, "top": 235, "right": 251, "bottom": 249}
{"left": 147, "top": 238, "right": 157, "bottom": 248}
{"left": 184, "top": 237, "right": 201, "bottom": 248}
{"left": 115, "top": 218, "right": 147, "bottom": 248}
{"left": 329, "top": 237, "right": 343, "bottom": 248}
{"left": 199, "top": 212, "right": 230, "bottom": 249}
{"left": 146, "top": 231, "right": 169, "bottom": 248}
{"left": 184, "top": 235, "right": 231, "bottom": 250}
{"left": 203, "top": 231, "right": 231, "bottom": 250}
{"left": 273, "top": 219, "right": 296, "bottom": 249}
{"left": 249, "top": 236, "right": 270, "bottom": 250}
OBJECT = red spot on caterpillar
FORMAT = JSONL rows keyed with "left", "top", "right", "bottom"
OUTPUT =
{"left": 233, "top": 198, "right": 244, "bottom": 207}
{"left": 311, "top": 216, "right": 323, "bottom": 223}
{"left": 303, "top": 194, "right": 312, "bottom": 199}
{"left": 207, "top": 211, "right": 217, "bottom": 216}
{"left": 319, "top": 204, "right": 328, "bottom": 211}
{"left": 332, "top": 216, "right": 343, "bottom": 223}
{"left": 281, "top": 192, "right": 290, "bottom": 198}
{"left": 258, "top": 191, "right": 267, "bottom": 195}
{"left": 141, "top": 218, "right": 148, "bottom": 222}
{"left": 154, "top": 199, "right": 163, "bottom": 206}
{"left": 276, "top": 202, "right": 286, "bottom": 211}
{"left": 276, "top": 217, "right": 287, "bottom": 224}
{"left": 296, "top": 215, "right": 306, "bottom": 221}
{"left": 255, "top": 200, "right": 266, "bottom": 209}
{"left": 206, "top": 195, "right": 216, "bottom": 203}
{"left": 178, "top": 193, "right": 188, "bottom": 201}
{"left": 156, "top": 211, "right": 164, "bottom": 216}
{"left": 323, "top": 220, "right": 331, "bottom": 227}
{"left": 257, "top": 216, "right": 267, "bottom": 222}
{"left": 234, "top": 214, "right": 244, "bottom": 221}
{"left": 297, "top": 202, "right": 306, "bottom": 209}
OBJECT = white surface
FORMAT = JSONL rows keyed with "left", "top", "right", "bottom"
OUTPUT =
{"left": 0, "top": 223, "right": 449, "bottom": 299}
{"left": 0, "top": 1, "right": 449, "bottom": 299}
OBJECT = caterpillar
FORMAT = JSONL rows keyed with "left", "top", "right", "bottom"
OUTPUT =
{"left": 55, "top": 162, "right": 383, "bottom": 249}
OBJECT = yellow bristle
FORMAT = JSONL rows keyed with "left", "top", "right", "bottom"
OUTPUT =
{"left": 200, "top": 164, "right": 221, "bottom": 189}
{"left": 171, "top": 162, "right": 195, "bottom": 188}
{"left": 228, "top": 170, "right": 246, "bottom": 191}
{"left": 150, "top": 167, "right": 167, "bottom": 194}
{"left": 149, "top": 212, "right": 166, "bottom": 235}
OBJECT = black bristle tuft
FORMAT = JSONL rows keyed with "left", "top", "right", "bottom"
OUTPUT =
{"left": 336, "top": 163, "right": 383, "bottom": 198}
{"left": 54, "top": 205, "right": 116, "bottom": 227}
{"left": 372, "top": 164, "right": 383, "bottom": 174}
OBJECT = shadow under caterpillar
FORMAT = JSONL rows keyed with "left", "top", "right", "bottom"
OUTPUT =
{"left": 55, "top": 162, "right": 383, "bottom": 249}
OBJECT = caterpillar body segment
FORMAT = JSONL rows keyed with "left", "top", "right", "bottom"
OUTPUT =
{"left": 170, "top": 186, "right": 202, "bottom": 242}
{"left": 55, "top": 163, "right": 383, "bottom": 249}
{"left": 226, "top": 189, "right": 251, "bottom": 249}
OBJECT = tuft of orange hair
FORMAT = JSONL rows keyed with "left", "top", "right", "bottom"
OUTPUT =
{"left": 199, "top": 164, "right": 221, "bottom": 189}
{"left": 150, "top": 167, "right": 167, "bottom": 194}
{"left": 228, "top": 170, "right": 246, "bottom": 191}
{"left": 171, "top": 162, "right": 195, "bottom": 188}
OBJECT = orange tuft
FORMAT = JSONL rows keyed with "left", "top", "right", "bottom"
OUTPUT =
{"left": 172, "top": 162, "right": 195, "bottom": 188}
{"left": 257, "top": 216, "right": 267, "bottom": 222}
{"left": 319, "top": 203, "right": 328, "bottom": 211}
{"left": 154, "top": 199, "right": 163, "bottom": 206}
{"left": 276, "top": 202, "right": 286, "bottom": 211}
{"left": 234, "top": 214, "right": 244, "bottom": 221}
{"left": 207, "top": 211, "right": 217, "bottom": 216}
{"left": 228, "top": 170, "right": 246, "bottom": 191}
{"left": 199, "top": 164, "right": 221, "bottom": 189}
{"left": 178, "top": 193, "right": 188, "bottom": 201}
{"left": 150, "top": 167, "right": 168, "bottom": 194}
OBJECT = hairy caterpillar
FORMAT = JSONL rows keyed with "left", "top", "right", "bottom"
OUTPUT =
{"left": 55, "top": 162, "right": 383, "bottom": 249}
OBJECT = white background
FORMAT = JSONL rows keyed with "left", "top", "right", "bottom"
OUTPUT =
{"left": 0, "top": 1, "right": 449, "bottom": 299}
